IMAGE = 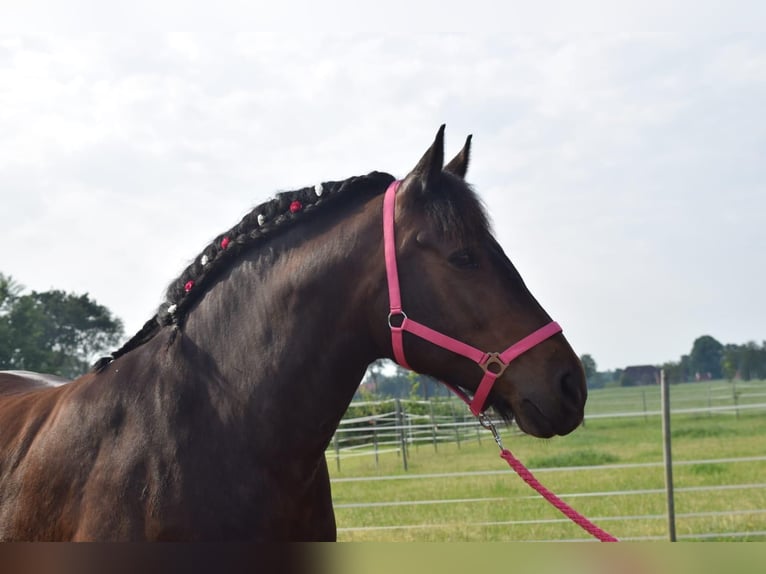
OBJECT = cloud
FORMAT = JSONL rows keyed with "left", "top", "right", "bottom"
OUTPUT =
{"left": 1, "top": 30, "right": 764, "bottom": 370}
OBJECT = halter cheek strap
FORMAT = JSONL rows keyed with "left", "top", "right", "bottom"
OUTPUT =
{"left": 383, "top": 180, "right": 562, "bottom": 416}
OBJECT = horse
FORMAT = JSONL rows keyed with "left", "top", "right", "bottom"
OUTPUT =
{"left": 0, "top": 126, "right": 587, "bottom": 541}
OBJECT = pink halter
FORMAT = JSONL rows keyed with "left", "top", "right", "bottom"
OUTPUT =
{"left": 383, "top": 180, "right": 563, "bottom": 416}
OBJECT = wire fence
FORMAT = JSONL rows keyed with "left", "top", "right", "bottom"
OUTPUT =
{"left": 328, "top": 397, "right": 490, "bottom": 472}
{"left": 327, "top": 379, "right": 766, "bottom": 541}
{"left": 334, "top": 466, "right": 766, "bottom": 541}
{"left": 328, "top": 394, "right": 766, "bottom": 472}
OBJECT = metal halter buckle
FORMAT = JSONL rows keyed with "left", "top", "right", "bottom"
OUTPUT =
{"left": 480, "top": 352, "right": 509, "bottom": 377}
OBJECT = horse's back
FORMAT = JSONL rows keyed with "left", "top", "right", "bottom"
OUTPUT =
{"left": 0, "top": 370, "right": 70, "bottom": 396}
{"left": 0, "top": 370, "right": 91, "bottom": 540}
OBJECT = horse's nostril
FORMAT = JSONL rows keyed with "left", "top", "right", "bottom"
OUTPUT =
{"left": 559, "top": 370, "right": 584, "bottom": 405}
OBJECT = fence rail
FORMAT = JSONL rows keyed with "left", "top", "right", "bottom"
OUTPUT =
{"left": 327, "top": 397, "right": 766, "bottom": 470}
{"left": 333, "top": 456, "right": 766, "bottom": 540}
{"left": 329, "top": 380, "right": 766, "bottom": 541}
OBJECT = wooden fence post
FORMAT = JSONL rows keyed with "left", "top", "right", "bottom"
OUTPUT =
{"left": 333, "top": 432, "right": 341, "bottom": 473}
{"left": 642, "top": 389, "right": 648, "bottom": 422}
{"left": 395, "top": 398, "right": 408, "bottom": 471}
{"left": 429, "top": 399, "right": 438, "bottom": 453}
{"left": 661, "top": 369, "right": 677, "bottom": 541}
{"left": 450, "top": 402, "right": 461, "bottom": 449}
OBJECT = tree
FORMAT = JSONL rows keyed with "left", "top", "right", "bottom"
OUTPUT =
{"left": 0, "top": 275, "right": 23, "bottom": 364}
{"left": 662, "top": 361, "right": 681, "bottom": 383}
{"left": 679, "top": 354, "right": 692, "bottom": 382}
{"left": 663, "top": 354, "right": 693, "bottom": 383}
{"left": 357, "top": 360, "right": 451, "bottom": 400}
{"left": 364, "top": 358, "right": 390, "bottom": 394}
{"left": 722, "top": 341, "right": 766, "bottom": 380}
{"left": 579, "top": 354, "right": 602, "bottom": 388}
{"left": 722, "top": 344, "right": 740, "bottom": 381}
{"left": 407, "top": 370, "right": 421, "bottom": 400}
{"left": 0, "top": 273, "right": 124, "bottom": 379}
{"left": 689, "top": 335, "right": 723, "bottom": 380}
{"left": 580, "top": 354, "right": 597, "bottom": 381}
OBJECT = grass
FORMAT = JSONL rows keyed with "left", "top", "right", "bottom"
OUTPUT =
{"left": 526, "top": 449, "right": 619, "bottom": 468}
{"left": 672, "top": 425, "right": 740, "bottom": 439}
{"left": 328, "top": 379, "right": 766, "bottom": 541}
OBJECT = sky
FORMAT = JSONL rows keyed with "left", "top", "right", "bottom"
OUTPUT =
{"left": 1, "top": 2, "right": 764, "bottom": 371}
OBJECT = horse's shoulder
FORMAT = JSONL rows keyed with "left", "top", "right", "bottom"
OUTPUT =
{"left": 0, "top": 370, "right": 70, "bottom": 396}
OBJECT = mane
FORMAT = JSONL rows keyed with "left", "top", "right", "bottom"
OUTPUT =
{"left": 93, "top": 171, "right": 395, "bottom": 372}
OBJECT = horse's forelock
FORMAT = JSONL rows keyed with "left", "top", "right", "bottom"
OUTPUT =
{"left": 416, "top": 173, "right": 491, "bottom": 244}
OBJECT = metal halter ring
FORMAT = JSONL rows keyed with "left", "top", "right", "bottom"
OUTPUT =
{"left": 387, "top": 310, "right": 408, "bottom": 329}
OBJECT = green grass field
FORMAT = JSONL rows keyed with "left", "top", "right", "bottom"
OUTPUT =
{"left": 327, "top": 380, "right": 766, "bottom": 541}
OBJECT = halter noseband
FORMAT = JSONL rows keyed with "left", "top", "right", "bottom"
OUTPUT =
{"left": 383, "top": 180, "right": 563, "bottom": 416}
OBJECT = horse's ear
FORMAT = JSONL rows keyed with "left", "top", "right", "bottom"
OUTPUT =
{"left": 444, "top": 134, "right": 472, "bottom": 179}
{"left": 402, "top": 124, "right": 445, "bottom": 195}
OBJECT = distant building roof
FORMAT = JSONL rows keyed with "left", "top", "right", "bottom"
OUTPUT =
{"left": 621, "top": 365, "right": 660, "bottom": 385}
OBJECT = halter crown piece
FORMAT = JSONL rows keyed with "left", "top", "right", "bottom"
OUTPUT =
{"left": 382, "top": 180, "right": 563, "bottom": 416}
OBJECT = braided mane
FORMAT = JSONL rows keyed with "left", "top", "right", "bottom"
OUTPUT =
{"left": 93, "top": 171, "right": 394, "bottom": 372}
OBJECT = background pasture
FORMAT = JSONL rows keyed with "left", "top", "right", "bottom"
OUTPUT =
{"left": 327, "top": 380, "right": 766, "bottom": 541}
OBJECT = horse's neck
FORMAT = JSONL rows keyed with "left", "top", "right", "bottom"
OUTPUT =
{"left": 175, "top": 195, "right": 385, "bottom": 457}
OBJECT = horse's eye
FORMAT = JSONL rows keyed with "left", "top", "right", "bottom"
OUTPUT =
{"left": 448, "top": 249, "right": 479, "bottom": 270}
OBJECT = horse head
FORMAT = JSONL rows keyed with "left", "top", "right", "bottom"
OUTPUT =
{"left": 373, "top": 126, "right": 586, "bottom": 438}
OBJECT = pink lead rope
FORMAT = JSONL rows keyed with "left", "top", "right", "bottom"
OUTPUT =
{"left": 478, "top": 415, "right": 618, "bottom": 542}
{"left": 383, "top": 180, "right": 618, "bottom": 542}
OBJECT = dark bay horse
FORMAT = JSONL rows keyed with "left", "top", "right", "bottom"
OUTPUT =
{"left": 0, "top": 126, "right": 586, "bottom": 541}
